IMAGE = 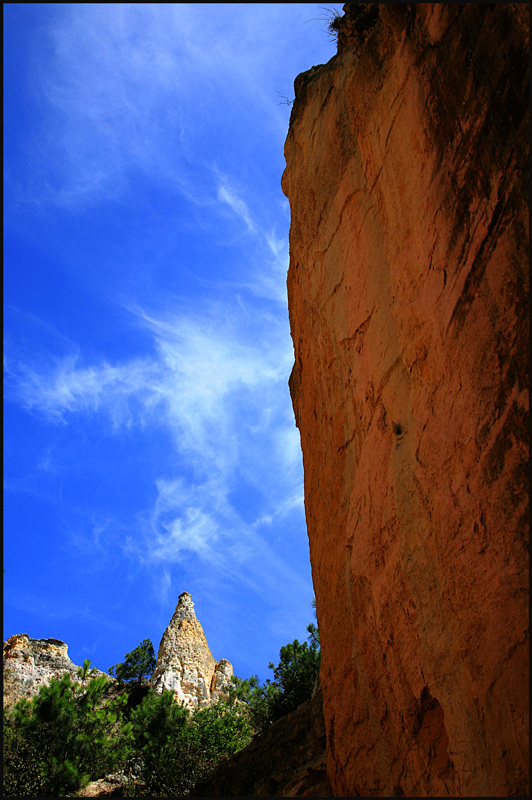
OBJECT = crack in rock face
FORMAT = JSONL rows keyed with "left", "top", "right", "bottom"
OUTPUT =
{"left": 150, "top": 592, "right": 233, "bottom": 708}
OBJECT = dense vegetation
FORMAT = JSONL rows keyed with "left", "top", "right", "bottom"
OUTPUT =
{"left": 3, "top": 663, "right": 131, "bottom": 797}
{"left": 125, "top": 691, "right": 253, "bottom": 796}
{"left": 3, "top": 610, "right": 321, "bottom": 797}
{"left": 228, "top": 638, "right": 321, "bottom": 733}
{"left": 3, "top": 664, "right": 253, "bottom": 798}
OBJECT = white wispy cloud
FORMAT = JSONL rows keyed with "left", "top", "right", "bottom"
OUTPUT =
{"left": 5, "top": 352, "right": 158, "bottom": 425}
{"left": 146, "top": 478, "right": 222, "bottom": 563}
{"left": 36, "top": 447, "right": 58, "bottom": 476}
{"left": 217, "top": 185, "right": 256, "bottom": 236}
{"left": 158, "top": 568, "right": 173, "bottom": 609}
{"left": 13, "top": 3, "right": 332, "bottom": 211}
{"left": 207, "top": 170, "right": 290, "bottom": 304}
{"left": 3, "top": 3, "right": 332, "bottom": 667}
{"left": 4, "top": 295, "right": 301, "bottom": 582}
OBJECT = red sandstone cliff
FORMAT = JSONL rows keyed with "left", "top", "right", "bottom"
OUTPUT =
{"left": 283, "top": 4, "right": 528, "bottom": 797}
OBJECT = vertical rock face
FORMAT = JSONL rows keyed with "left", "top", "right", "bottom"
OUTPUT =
{"left": 151, "top": 592, "right": 233, "bottom": 708}
{"left": 283, "top": 4, "right": 528, "bottom": 797}
{"left": 3, "top": 633, "right": 108, "bottom": 707}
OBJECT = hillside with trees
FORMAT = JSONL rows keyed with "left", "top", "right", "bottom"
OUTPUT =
{"left": 3, "top": 613, "right": 321, "bottom": 797}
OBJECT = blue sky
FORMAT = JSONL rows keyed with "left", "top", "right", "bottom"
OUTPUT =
{"left": 3, "top": 4, "right": 338, "bottom": 684}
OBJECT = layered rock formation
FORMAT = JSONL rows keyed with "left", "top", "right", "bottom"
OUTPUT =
{"left": 151, "top": 591, "right": 233, "bottom": 708}
{"left": 192, "top": 677, "right": 330, "bottom": 798}
{"left": 3, "top": 633, "right": 108, "bottom": 708}
{"left": 283, "top": 4, "right": 528, "bottom": 797}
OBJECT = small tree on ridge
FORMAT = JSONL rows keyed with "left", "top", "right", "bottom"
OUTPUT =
{"left": 109, "top": 638, "right": 156, "bottom": 687}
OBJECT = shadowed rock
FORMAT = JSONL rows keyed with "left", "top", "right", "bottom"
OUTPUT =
{"left": 192, "top": 677, "right": 330, "bottom": 797}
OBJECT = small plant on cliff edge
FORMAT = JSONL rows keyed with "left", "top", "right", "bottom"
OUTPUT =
{"left": 307, "top": 595, "right": 320, "bottom": 647}
{"left": 277, "top": 90, "right": 294, "bottom": 106}
{"left": 109, "top": 638, "right": 156, "bottom": 688}
{"left": 307, "top": 6, "right": 343, "bottom": 43}
{"left": 325, "top": 6, "right": 343, "bottom": 42}
{"left": 312, "top": 4, "right": 380, "bottom": 48}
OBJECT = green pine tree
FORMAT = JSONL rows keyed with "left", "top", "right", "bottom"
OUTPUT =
{"left": 109, "top": 638, "right": 157, "bottom": 687}
{"left": 3, "top": 667, "right": 132, "bottom": 797}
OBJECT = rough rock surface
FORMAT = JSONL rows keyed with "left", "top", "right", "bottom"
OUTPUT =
{"left": 75, "top": 773, "right": 128, "bottom": 797}
{"left": 192, "top": 677, "right": 330, "bottom": 797}
{"left": 151, "top": 591, "right": 233, "bottom": 708}
{"left": 283, "top": 3, "right": 528, "bottom": 797}
{"left": 3, "top": 633, "right": 109, "bottom": 708}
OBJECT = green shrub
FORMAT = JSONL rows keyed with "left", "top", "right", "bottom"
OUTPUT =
{"left": 2, "top": 669, "right": 132, "bottom": 797}
{"left": 3, "top": 708, "right": 47, "bottom": 797}
{"left": 126, "top": 688, "right": 190, "bottom": 796}
{"left": 125, "top": 689, "right": 253, "bottom": 796}
{"left": 229, "top": 637, "right": 320, "bottom": 732}
{"left": 192, "top": 700, "right": 254, "bottom": 771}
{"left": 267, "top": 638, "right": 321, "bottom": 721}
{"left": 227, "top": 673, "right": 281, "bottom": 733}
{"left": 109, "top": 638, "right": 157, "bottom": 687}
{"left": 307, "top": 596, "right": 320, "bottom": 646}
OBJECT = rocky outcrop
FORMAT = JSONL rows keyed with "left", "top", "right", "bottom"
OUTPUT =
{"left": 283, "top": 4, "right": 528, "bottom": 797}
{"left": 151, "top": 591, "right": 233, "bottom": 708}
{"left": 192, "top": 678, "right": 330, "bottom": 797}
{"left": 75, "top": 773, "right": 128, "bottom": 797}
{"left": 4, "top": 593, "right": 232, "bottom": 714}
{"left": 3, "top": 633, "right": 109, "bottom": 708}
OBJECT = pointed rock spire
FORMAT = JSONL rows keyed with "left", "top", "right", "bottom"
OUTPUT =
{"left": 151, "top": 592, "right": 233, "bottom": 707}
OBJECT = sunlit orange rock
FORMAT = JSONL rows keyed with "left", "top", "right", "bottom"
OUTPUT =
{"left": 283, "top": 4, "right": 528, "bottom": 796}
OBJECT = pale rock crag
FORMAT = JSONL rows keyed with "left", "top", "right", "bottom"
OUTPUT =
{"left": 151, "top": 591, "right": 233, "bottom": 708}
{"left": 3, "top": 633, "right": 108, "bottom": 708}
